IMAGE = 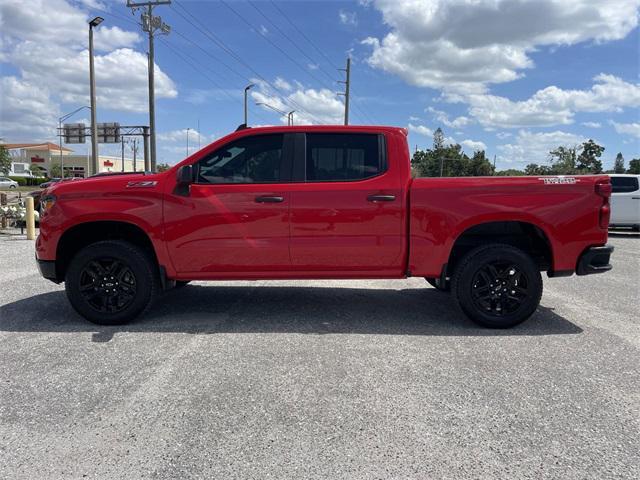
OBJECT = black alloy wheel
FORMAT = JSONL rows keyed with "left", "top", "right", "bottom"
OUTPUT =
{"left": 452, "top": 244, "right": 542, "bottom": 328}
{"left": 65, "top": 240, "right": 157, "bottom": 325}
{"left": 470, "top": 262, "right": 530, "bottom": 316}
{"left": 78, "top": 258, "right": 138, "bottom": 314}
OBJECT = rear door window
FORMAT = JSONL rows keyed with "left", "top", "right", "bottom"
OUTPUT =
{"left": 305, "top": 133, "right": 385, "bottom": 181}
{"left": 611, "top": 176, "right": 639, "bottom": 193}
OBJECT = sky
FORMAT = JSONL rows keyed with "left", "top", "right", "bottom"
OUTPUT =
{"left": 0, "top": 0, "right": 638, "bottom": 170}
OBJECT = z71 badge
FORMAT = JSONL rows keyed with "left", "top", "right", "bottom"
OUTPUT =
{"left": 539, "top": 177, "right": 578, "bottom": 185}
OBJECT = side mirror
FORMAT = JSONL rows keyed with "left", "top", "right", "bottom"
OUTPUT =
{"left": 176, "top": 165, "right": 194, "bottom": 185}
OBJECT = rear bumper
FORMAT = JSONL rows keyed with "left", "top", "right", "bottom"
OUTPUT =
{"left": 36, "top": 258, "right": 60, "bottom": 283}
{"left": 576, "top": 244, "right": 614, "bottom": 276}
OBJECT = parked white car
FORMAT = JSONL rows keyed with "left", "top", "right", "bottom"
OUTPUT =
{"left": 609, "top": 174, "right": 640, "bottom": 231}
{"left": 0, "top": 177, "right": 19, "bottom": 189}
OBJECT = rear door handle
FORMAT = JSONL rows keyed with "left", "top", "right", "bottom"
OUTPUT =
{"left": 367, "top": 194, "right": 396, "bottom": 202}
{"left": 255, "top": 195, "right": 284, "bottom": 203}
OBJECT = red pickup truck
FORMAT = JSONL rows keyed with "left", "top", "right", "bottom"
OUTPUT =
{"left": 36, "top": 125, "right": 613, "bottom": 328}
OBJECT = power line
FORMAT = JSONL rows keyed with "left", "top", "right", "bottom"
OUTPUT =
{"left": 220, "top": 0, "right": 333, "bottom": 91}
{"left": 159, "top": 38, "right": 271, "bottom": 125}
{"left": 222, "top": 0, "right": 376, "bottom": 125}
{"left": 248, "top": 0, "right": 336, "bottom": 85}
{"left": 268, "top": 0, "right": 339, "bottom": 70}
{"left": 171, "top": 0, "right": 324, "bottom": 124}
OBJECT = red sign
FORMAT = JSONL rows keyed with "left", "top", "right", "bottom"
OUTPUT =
{"left": 31, "top": 155, "right": 45, "bottom": 163}
{"left": 103, "top": 161, "right": 114, "bottom": 167}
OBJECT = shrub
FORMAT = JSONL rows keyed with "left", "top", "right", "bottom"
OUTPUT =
{"left": 8, "top": 176, "right": 27, "bottom": 186}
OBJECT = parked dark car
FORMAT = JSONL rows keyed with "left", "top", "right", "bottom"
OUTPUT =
{"left": 39, "top": 178, "right": 62, "bottom": 189}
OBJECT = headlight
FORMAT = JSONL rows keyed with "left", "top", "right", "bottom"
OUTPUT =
{"left": 40, "top": 194, "right": 56, "bottom": 215}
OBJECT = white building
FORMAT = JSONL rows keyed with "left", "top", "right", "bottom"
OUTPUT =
{"left": 2, "top": 142, "right": 140, "bottom": 178}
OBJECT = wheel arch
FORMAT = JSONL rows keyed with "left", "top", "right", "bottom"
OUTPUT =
{"left": 55, "top": 220, "right": 159, "bottom": 281}
{"left": 443, "top": 220, "right": 554, "bottom": 280}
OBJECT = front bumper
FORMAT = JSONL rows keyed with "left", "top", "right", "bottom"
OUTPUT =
{"left": 576, "top": 244, "right": 614, "bottom": 276}
{"left": 36, "top": 258, "right": 60, "bottom": 283}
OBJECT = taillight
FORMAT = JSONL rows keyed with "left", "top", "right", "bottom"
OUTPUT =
{"left": 595, "top": 179, "right": 611, "bottom": 229}
{"left": 596, "top": 182, "right": 612, "bottom": 197}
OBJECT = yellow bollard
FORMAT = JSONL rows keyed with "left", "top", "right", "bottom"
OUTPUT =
{"left": 26, "top": 196, "right": 35, "bottom": 240}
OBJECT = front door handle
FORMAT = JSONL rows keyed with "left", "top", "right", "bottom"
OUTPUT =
{"left": 367, "top": 194, "right": 396, "bottom": 202}
{"left": 255, "top": 195, "right": 284, "bottom": 203}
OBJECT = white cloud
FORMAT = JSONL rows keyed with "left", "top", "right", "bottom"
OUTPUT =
{"left": 0, "top": 76, "right": 58, "bottom": 139}
{"left": 581, "top": 121, "right": 602, "bottom": 128}
{"left": 466, "top": 74, "right": 640, "bottom": 128}
{"left": 497, "top": 130, "right": 589, "bottom": 165}
{"left": 251, "top": 79, "right": 344, "bottom": 125}
{"left": 0, "top": 0, "right": 176, "bottom": 140}
{"left": 157, "top": 129, "right": 210, "bottom": 143}
{"left": 408, "top": 123, "right": 433, "bottom": 137}
{"left": 610, "top": 121, "right": 640, "bottom": 138}
{"left": 339, "top": 10, "right": 358, "bottom": 26}
{"left": 307, "top": 63, "right": 319, "bottom": 71}
{"left": 273, "top": 77, "right": 292, "bottom": 91}
{"left": 363, "top": 0, "right": 639, "bottom": 94}
{"left": 460, "top": 139, "right": 487, "bottom": 152}
{"left": 426, "top": 107, "right": 472, "bottom": 129}
{"left": 496, "top": 132, "right": 513, "bottom": 139}
{"left": 94, "top": 26, "right": 140, "bottom": 51}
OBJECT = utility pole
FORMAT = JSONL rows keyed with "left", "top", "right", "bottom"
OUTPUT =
{"left": 142, "top": 126, "right": 150, "bottom": 171}
{"left": 88, "top": 17, "right": 104, "bottom": 176}
{"left": 121, "top": 136, "right": 125, "bottom": 172}
{"left": 186, "top": 127, "right": 190, "bottom": 157}
{"left": 132, "top": 138, "right": 138, "bottom": 172}
{"left": 244, "top": 84, "right": 254, "bottom": 126}
{"left": 127, "top": 1, "right": 171, "bottom": 172}
{"left": 338, "top": 57, "right": 351, "bottom": 125}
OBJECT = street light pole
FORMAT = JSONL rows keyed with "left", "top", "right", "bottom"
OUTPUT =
{"left": 186, "top": 127, "right": 190, "bottom": 157}
{"left": 88, "top": 17, "right": 103, "bottom": 176}
{"left": 244, "top": 83, "right": 254, "bottom": 126}
{"left": 287, "top": 111, "right": 295, "bottom": 126}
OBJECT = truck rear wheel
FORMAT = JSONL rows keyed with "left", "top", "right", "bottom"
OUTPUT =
{"left": 65, "top": 240, "right": 158, "bottom": 325}
{"left": 452, "top": 244, "right": 542, "bottom": 328}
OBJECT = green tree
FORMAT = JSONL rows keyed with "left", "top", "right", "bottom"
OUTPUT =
{"left": 628, "top": 158, "right": 640, "bottom": 174}
{"left": 548, "top": 146, "right": 577, "bottom": 174}
{"left": 49, "top": 163, "right": 62, "bottom": 178}
{"left": 29, "top": 164, "right": 45, "bottom": 177}
{"left": 467, "top": 150, "right": 494, "bottom": 176}
{"left": 156, "top": 163, "right": 171, "bottom": 172}
{"left": 496, "top": 169, "right": 525, "bottom": 176}
{"left": 576, "top": 139, "right": 604, "bottom": 173}
{"left": 524, "top": 163, "right": 552, "bottom": 176}
{"left": 613, "top": 152, "right": 625, "bottom": 173}
{"left": 433, "top": 127, "right": 445, "bottom": 151}
{"left": 0, "top": 146, "right": 11, "bottom": 175}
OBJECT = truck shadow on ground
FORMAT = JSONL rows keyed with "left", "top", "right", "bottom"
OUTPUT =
{"left": 0, "top": 285, "right": 582, "bottom": 342}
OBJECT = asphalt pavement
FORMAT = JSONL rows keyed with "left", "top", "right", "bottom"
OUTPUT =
{"left": 0, "top": 233, "right": 638, "bottom": 479}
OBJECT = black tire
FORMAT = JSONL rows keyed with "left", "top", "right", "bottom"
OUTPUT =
{"left": 65, "top": 240, "right": 158, "bottom": 325}
{"left": 452, "top": 244, "right": 542, "bottom": 328}
{"left": 9, "top": 185, "right": 16, "bottom": 189}
{"left": 175, "top": 281, "right": 191, "bottom": 288}
{"left": 425, "top": 277, "right": 450, "bottom": 292}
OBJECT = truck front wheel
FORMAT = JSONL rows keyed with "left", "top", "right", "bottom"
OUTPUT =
{"left": 65, "top": 240, "right": 158, "bottom": 325}
{"left": 452, "top": 244, "right": 542, "bottom": 328}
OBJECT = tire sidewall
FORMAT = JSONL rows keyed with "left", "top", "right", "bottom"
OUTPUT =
{"left": 453, "top": 245, "right": 542, "bottom": 328}
{"left": 65, "top": 241, "right": 156, "bottom": 325}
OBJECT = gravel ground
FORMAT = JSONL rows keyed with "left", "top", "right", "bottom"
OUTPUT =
{"left": 0, "top": 234, "right": 638, "bottom": 479}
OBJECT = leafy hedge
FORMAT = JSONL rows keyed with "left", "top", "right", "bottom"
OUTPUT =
{"left": 8, "top": 176, "right": 49, "bottom": 186}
